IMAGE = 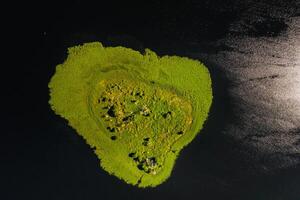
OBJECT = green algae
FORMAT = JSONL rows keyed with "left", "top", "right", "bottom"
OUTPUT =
{"left": 49, "top": 42, "right": 212, "bottom": 187}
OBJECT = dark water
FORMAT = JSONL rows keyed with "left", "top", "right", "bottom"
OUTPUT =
{"left": 3, "top": 0, "right": 300, "bottom": 199}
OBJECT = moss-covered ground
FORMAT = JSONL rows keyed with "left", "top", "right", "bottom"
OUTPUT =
{"left": 49, "top": 42, "right": 212, "bottom": 187}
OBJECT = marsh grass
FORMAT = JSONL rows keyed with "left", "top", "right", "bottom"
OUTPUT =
{"left": 49, "top": 42, "right": 212, "bottom": 187}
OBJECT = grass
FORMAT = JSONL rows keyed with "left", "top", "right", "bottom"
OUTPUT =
{"left": 49, "top": 42, "right": 212, "bottom": 187}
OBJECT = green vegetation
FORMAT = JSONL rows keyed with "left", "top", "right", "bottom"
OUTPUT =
{"left": 49, "top": 42, "right": 212, "bottom": 187}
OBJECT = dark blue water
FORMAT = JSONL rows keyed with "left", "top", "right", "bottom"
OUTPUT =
{"left": 3, "top": 0, "right": 300, "bottom": 199}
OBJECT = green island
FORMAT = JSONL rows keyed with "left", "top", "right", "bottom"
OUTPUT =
{"left": 49, "top": 42, "right": 212, "bottom": 187}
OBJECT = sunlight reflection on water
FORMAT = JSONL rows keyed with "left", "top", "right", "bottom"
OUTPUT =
{"left": 295, "top": 47, "right": 300, "bottom": 101}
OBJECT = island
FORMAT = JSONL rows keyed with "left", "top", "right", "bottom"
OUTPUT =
{"left": 48, "top": 42, "right": 212, "bottom": 187}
